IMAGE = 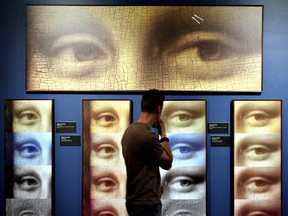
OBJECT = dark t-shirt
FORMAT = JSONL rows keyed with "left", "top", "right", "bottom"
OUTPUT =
{"left": 121, "top": 122, "right": 164, "bottom": 205}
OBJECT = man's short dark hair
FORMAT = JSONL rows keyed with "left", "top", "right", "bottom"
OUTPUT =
{"left": 141, "top": 89, "right": 165, "bottom": 113}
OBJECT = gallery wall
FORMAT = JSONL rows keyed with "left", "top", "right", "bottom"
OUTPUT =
{"left": 0, "top": 0, "right": 288, "bottom": 215}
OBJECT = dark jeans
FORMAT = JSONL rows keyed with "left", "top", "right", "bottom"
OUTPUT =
{"left": 126, "top": 202, "right": 162, "bottom": 216}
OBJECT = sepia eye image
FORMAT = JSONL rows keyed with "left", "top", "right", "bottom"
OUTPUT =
{"left": 234, "top": 167, "right": 281, "bottom": 200}
{"left": 235, "top": 199, "right": 281, "bottom": 216}
{"left": 234, "top": 133, "right": 281, "bottom": 167}
{"left": 162, "top": 199, "right": 206, "bottom": 216}
{"left": 89, "top": 165, "right": 126, "bottom": 200}
{"left": 89, "top": 100, "right": 131, "bottom": 133}
{"left": 13, "top": 166, "right": 52, "bottom": 199}
{"left": 234, "top": 101, "right": 281, "bottom": 133}
{"left": 6, "top": 132, "right": 52, "bottom": 166}
{"left": 161, "top": 101, "right": 206, "bottom": 133}
{"left": 27, "top": 6, "right": 262, "bottom": 92}
{"left": 6, "top": 198, "right": 52, "bottom": 216}
{"left": 82, "top": 100, "right": 131, "bottom": 216}
{"left": 10, "top": 100, "right": 52, "bottom": 132}
{"left": 90, "top": 133, "right": 125, "bottom": 166}
{"left": 84, "top": 198, "right": 128, "bottom": 216}
{"left": 161, "top": 166, "right": 206, "bottom": 200}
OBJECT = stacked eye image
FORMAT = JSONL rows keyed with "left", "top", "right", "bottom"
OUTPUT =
{"left": 233, "top": 100, "right": 282, "bottom": 216}
{"left": 82, "top": 100, "right": 132, "bottom": 216}
{"left": 5, "top": 100, "right": 53, "bottom": 216}
{"left": 160, "top": 100, "right": 207, "bottom": 216}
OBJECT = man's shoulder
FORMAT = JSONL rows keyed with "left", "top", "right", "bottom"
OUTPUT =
{"left": 127, "top": 122, "right": 150, "bottom": 131}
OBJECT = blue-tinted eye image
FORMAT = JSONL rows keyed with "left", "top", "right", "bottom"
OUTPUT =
{"left": 168, "top": 133, "right": 206, "bottom": 167}
{"left": 6, "top": 132, "right": 52, "bottom": 166}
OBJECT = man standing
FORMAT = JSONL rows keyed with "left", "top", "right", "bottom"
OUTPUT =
{"left": 121, "top": 89, "right": 173, "bottom": 216}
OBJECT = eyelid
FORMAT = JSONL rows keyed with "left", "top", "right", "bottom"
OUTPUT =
{"left": 237, "top": 170, "right": 279, "bottom": 187}
{"left": 16, "top": 142, "right": 42, "bottom": 158}
{"left": 18, "top": 110, "right": 39, "bottom": 119}
{"left": 164, "top": 31, "right": 241, "bottom": 56}
{"left": 236, "top": 134, "right": 280, "bottom": 150}
{"left": 241, "top": 143, "right": 274, "bottom": 154}
{"left": 16, "top": 175, "right": 40, "bottom": 191}
{"left": 243, "top": 110, "right": 270, "bottom": 118}
{"left": 169, "top": 175, "right": 204, "bottom": 185}
{"left": 19, "top": 210, "right": 36, "bottom": 216}
{"left": 14, "top": 109, "right": 40, "bottom": 121}
{"left": 93, "top": 112, "right": 118, "bottom": 127}
{"left": 93, "top": 177, "right": 118, "bottom": 192}
{"left": 49, "top": 33, "right": 113, "bottom": 56}
{"left": 244, "top": 176, "right": 268, "bottom": 184}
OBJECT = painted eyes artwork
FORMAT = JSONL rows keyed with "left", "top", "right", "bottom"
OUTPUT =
{"left": 160, "top": 100, "right": 207, "bottom": 215}
{"left": 233, "top": 100, "right": 282, "bottom": 216}
{"left": 5, "top": 100, "right": 53, "bottom": 216}
{"left": 26, "top": 6, "right": 262, "bottom": 92}
{"left": 82, "top": 100, "right": 131, "bottom": 216}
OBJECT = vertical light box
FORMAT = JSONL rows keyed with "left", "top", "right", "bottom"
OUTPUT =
{"left": 160, "top": 100, "right": 207, "bottom": 215}
{"left": 233, "top": 100, "right": 282, "bottom": 216}
{"left": 82, "top": 100, "right": 132, "bottom": 216}
{"left": 5, "top": 99, "right": 54, "bottom": 216}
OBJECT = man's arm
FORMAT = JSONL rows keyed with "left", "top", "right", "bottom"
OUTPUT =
{"left": 157, "top": 119, "right": 173, "bottom": 170}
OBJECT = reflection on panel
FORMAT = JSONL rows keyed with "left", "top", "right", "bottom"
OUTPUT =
{"left": 82, "top": 100, "right": 132, "bottom": 216}
{"left": 233, "top": 100, "right": 282, "bottom": 216}
{"left": 5, "top": 99, "right": 53, "bottom": 216}
{"left": 160, "top": 100, "right": 207, "bottom": 215}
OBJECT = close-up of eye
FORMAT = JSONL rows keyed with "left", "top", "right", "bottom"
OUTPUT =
{"left": 242, "top": 110, "right": 272, "bottom": 127}
{"left": 49, "top": 35, "right": 109, "bottom": 63}
{"left": 196, "top": 40, "right": 231, "bottom": 62}
{"left": 165, "top": 30, "right": 240, "bottom": 63}
{"left": 93, "top": 112, "right": 118, "bottom": 128}
{"left": 165, "top": 110, "right": 196, "bottom": 128}
{"left": 57, "top": 42, "right": 106, "bottom": 62}
{"left": 172, "top": 143, "right": 196, "bottom": 159}
{"left": 15, "top": 175, "right": 40, "bottom": 191}
{"left": 168, "top": 175, "right": 204, "bottom": 193}
{"left": 93, "top": 177, "right": 118, "bottom": 193}
{"left": 171, "top": 139, "right": 204, "bottom": 160}
{"left": 244, "top": 177, "right": 272, "bottom": 193}
{"left": 15, "top": 110, "right": 40, "bottom": 125}
{"left": 92, "top": 143, "right": 118, "bottom": 159}
{"left": 242, "top": 144, "right": 272, "bottom": 161}
{"left": 15, "top": 142, "right": 41, "bottom": 158}
{"left": 235, "top": 133, "right": 281, "bottom": 166}
{"left": 47, "top": 33, "right": 112, "bottom": 78}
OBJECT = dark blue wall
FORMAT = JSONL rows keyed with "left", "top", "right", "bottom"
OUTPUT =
{"left": 1, "top": 0, "right": 287, "bottom": 215}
